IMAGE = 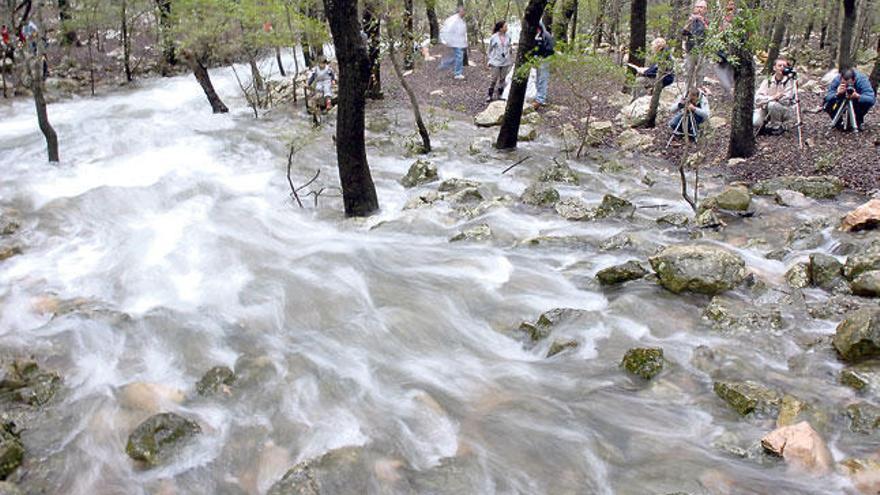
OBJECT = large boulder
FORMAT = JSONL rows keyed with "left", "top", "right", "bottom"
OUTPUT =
{"left": 774, "top": 189, "right": 814, "bottom": 208}
{"left": 751, "top": 175, "right": 844, "bottom": 199}
{"left": 0, "top": 423, "right": 23, "bottom": 480}
{"left": 597, "top": 261, "right": 648, "bottom": 286}
{"left": 520, "top": 183, "right": 560, "bottom": 208}
{"left": 702, "top": 185, "right": 751, "bottom": 212}
{"left": 616, "top": 129, "right": 654, "bottom": 151}
{"left": 841, "top": 199, "right": 880, "bottom": 232}
{"left": 714, "top": 380, "right": 781, "bottom": 416}
{"left": 268, "top": 447, "right": 369, "bottom": 495}
{"left": 845, "top": 251, "right": 880, "bottom": 281}
{"left": 538, "top": 161, "right": 579, "bottom": 184}
{"left": 649, "top": 244, "right": 747, "bottom": 295}
{"left": 474, "top": 100, "right": 507, "bottom": 127}
{"left": 852, "top": 271, "right": 880, "bottom": 297}
{"left": 621, "top": 347, "right": 664, "bottom": 380}
{"left": 0, "top": 360, "right": 61, "bottom": 407}
{"left": 760, "top": 421, "right": 832, "bottom": 475}
{"left": 810, "top": 253, "right": 843, "bottom": 289}
{"left": 399, "top": 160, "right": 438, "bottom": 188}
{"left": 595, "top": 195, "right": 635, "bottom": 219}
{"left": 125, "top": 413, "right": 201, "bottom": 467}
{"left": 833, "top": 308, "right": 880, "bottom": 362}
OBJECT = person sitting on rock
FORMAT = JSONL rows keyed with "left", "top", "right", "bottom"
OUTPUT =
{"left": 668, "top": 88, "right": 710, "bottom": 142}
{"left": 824, "top": 67, "right": 876, "bottom": 131}
{"left": 307, "top": 58, "right": 335, "bottom": 111}
{"left": 629, "top": 37, "right": 675, "bottom": 99}
{"left": 753, "top": 58, "right": 796, "bottom": 135}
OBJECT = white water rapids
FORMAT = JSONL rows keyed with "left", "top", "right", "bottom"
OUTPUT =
{"left": 0, "top": 63, "right": 869, "bottom": 494}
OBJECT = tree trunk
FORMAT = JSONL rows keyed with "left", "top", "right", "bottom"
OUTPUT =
{"left": 156, "top": 0, "right": 176, "bottom": 75}
{"left": 363, "top": 1, "right": 383, "bottom": 99}
{"left": 593, "top": 0, "right": 607, "bottom": 48}
{"left": 249, "top": 57, "right": 264, "bottom": 93}
{"left": 728, "top": 39, "right": 757, "bottom": 158}
{"left": 322, "top": 0, "right": 379, "bottom": 217}
{"left": 188, "top": 55, "right": 228, "bottom": 113}
{"left": 58, "top": 0, "right": 76, "bottom": 43}
{"left": 28, "top": 45, "right": 58, "bottom": 162}
{"left": 765, "top": 0, "right": 789, "bottom": 73}
{"left": 552, "top": 0, "right": 578, "bottom": 44}
{"left": 403, "top": 0, "right": 415, "bottom": 70}
{"left": 543, "top": 0, "right": 555, "bottom": 31}
{"left": 426, "top": 0, "right": 440, "bottom": 44}
{"left": 853, "top": 0, "right": 874, "bottom": 56}
{"left": 389, "top": 43, "right": 430, "bottom": 152}
{"left": 275, "top": 46, "right": 286, "bottom": 76}
{"left": 838, "top": 0, "right": 857, "bottom": 69}
{"left": 122, "top": 0, "right": 132, "bottom": 82}
{"left": 496, "top": 0, "right": 549, "bottom": 150}
{"left": 827, "top": 0, "right": 841, "bottom": 65}
{"left": 87, "top": 32, "right": 95, "bottom": 96}
{"left": 640, "top": 0, "right": 687, "bottom": 128}
{"left": 628, "top": 0, "right": 647, "bottom": 66}
{"left": 870, "top": 35, "right": 880, "bottom": 91}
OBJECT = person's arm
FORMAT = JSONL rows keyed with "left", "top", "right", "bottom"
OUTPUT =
{"left": 825, "top": 76, "right": 842, "bottom": 104}
{"left": 307, "top": 71, "right": 316, "bottom": 86}
{"left": 693, "top": 97, "right": 710, "bottom": 120}
{"left": 857, "top": 74, "right": 876, "bottom": 105}
{"left": 754, "top": 79, "right": 770, "bottom": 107}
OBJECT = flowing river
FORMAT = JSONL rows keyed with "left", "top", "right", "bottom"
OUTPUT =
{"left": 0, "top": 64, "right": 873, "bottom": 494}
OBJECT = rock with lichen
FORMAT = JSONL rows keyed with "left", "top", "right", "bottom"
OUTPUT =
{"left": 649, "top": 244, "right": 746, "bottom": 295}
{"left": 833, "top": 308, "right": 880, "bottom": 363}
{"left": 713, "top": 380, "right": 781, "bottom": 416}
{"left": 125, "top": 413, "right": 201, "bottom": 467}
{"left": 520, "top": 183, "right": 560, "bottom": 208}
{"left": 596, "top": 261, "right": 648, "bottom": 286}
{"left": 621, "top": 347, "right": 664, "bottom": 380}
{"left": 399, "top": 159, "right": 438, "bottom": 188}
{"left": 196, "top": 366, "right": 235, "bottom": 397}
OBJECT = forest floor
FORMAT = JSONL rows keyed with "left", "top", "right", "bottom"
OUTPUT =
{"left": 382, "top": 47, "right": 880, "bottom": 195}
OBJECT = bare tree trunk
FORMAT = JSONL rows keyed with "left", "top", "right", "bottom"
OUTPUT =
{"left": 729, "top": 33, "right": 757, "bottom": 158}
{"left": 27, "top": 35, "right": 57, "bottom": 162}
{"left": 552, "top": 0, "right": 578, "bottom": 45}
{"left": 543, "top": 0, "right": 556, "bottom": 31}
{"left": 363, "top": 1, "right": 383, "bottom": 99}
{"left": 838, "top": 0, "right": 857, "bottom": 69}
{"left": 389, "top": 42, "right": 430, "bottom": 152}
{"left": 870, "top": 34, "right": 880, "bottom": 91}
{"left": 323, "top": 0, "right": 379, "bottom": 217}
{"left": 122, "top": 0, "right": 132, "bottom": 82}
{"left": 156, "top": 0, "right": 176, "bottom": 75}
{"left": 496, "top": 0, "right": 549, "bottom": 150}
{"left": 639, "top": 0, "right": 687, "bottom": 128}
{"left": 187, "top": 55, "right": 228, "bottom": 113}
{"left": 593, "top": 0, "right": 607, "bottom": 48}
{"left": 827, "top": 0, "right": 841, "bottom": 66}
{"left": 58, "top": 0, "right": 76, "bottom": 43}
{"left": 403, "top": 0, "right": 415, "bottom": 70}
{"left": 628, "top": 0, "right": 646, "bottom": 66}
{"left": 765, "top": 0, "right": 789, "bottom": 73}
{"left": 426, "top": 0, "right": 440, "bottom": 44}
{"left": 87, "top": 31, "right": 95, "bottom": 96}
{"left": 275, "top": 46, "right": 286, "bottom": 76}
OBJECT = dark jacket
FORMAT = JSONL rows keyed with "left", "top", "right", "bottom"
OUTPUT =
{"left": 535, "top": 23, "right": 555, "bottom": 58}
{"left": 824, "top": 70, "right": 876, "bottom": 107}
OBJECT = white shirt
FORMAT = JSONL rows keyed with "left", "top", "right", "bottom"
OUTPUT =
{"left": 440, "top": 14, "right": 467, "bottom": 49}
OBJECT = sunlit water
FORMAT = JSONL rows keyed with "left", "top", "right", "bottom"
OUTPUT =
{"left": 0, "top": 61, "right": 872, "bottom": 494}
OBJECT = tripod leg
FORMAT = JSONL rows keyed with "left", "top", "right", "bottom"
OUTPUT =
{"left": 666, "top": 113, "right": 685, "bottom": 149}
{"left": 830, "top": 100, "right": 847, "bottom": 129}
{"left": 849, "top": 100, "right": 859, "bottom": 132}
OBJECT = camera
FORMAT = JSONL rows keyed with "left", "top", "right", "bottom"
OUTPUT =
{"left": 846, "top": 85, "right": 855, "bottom": 96}
{"left": 783, "top": 66, "right": 796, "bottom": 76}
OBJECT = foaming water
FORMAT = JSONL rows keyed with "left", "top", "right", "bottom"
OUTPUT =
{"left": 0, "top": 63, "right": 866, "bottom": 494}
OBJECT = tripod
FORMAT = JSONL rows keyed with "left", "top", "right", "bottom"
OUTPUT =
{"left": 788, "top": 73, "right": 804, "bottom": 148}
{"left": 666, "top": 109, "right": 699, "bottom": 149}
{"left": 830, "top": 97, "right": 860, "bottom": 133}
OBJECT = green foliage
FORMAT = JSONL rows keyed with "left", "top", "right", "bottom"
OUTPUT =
{"left": 172, "top": 0, "right": 239, "bottom": 58}
{"left": 699, "top": 1, "right": 766, "bottom": 67}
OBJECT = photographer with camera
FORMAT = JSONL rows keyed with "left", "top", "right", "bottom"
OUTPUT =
{"left": 753, "top": 58, "right": 796, "bottom": 135}
{"left": 668, "top": 88, "right": 710, "bottom": 144}
{"left": 824, "top": 67, "right": 876, "bottom": 131}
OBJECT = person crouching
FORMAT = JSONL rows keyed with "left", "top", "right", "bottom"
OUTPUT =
{"left": 668, "top": 88, "right": 710, "bottom": 142}
{"left": 753, "top": 58, "right": 796, "bottom": 135}
{"left": 824, "top": 67, "right": 876, "bottom": 131}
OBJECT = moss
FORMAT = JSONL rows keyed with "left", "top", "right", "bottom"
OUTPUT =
{"left": 713, "top": 380, "right": 781, "bottom": 416}
{"left": 196, "top": 366, "right": 235, "bottom": 396}
{"left": 125, "top": 413, "right": 201, "bottom": 467}
{"left": 621, "top": 347, "right": 664, "bottom": 380}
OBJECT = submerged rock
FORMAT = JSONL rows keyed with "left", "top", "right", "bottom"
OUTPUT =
{"left": 621, "top": 347, "right": 664, "bottom": 380}
{"left": 657, "top": 213, "right": 690, "bottom": 228}
{"left": 847, "top": 403, "right": 880, "bottom": 433}
{"left": 774, "top": 189, "right": 814, "bottom": 208}
{"left": 702, "top": 185, "right": 751, "bottom": 212}
{"left": 449, "top": 224, "right": 492, "bottom": 242}
{"left": 196, "top": 366, "right": 235, "bottom": 397}
{"left": 517, "top": 308, "right": 587, "bottom": 343}
{"left": 809, "top": 253, "right": 843, "bottom": 289}
{"left": 752, "top": 175, "right": 844, "bottom": 199}
{"left": 775, "top": 395, "right": 808, "bottom": 427}
{"left": 649, "top": 244, "right": 746, "bottom": 295}
{"left": 399, "top": 159, "right": 438, "bottom": 188}
{"left": 0, "top": 360, "right": 61, "bottom": 407}
{"left": 851, "top": 271, "right": 880, "bottom": 297}
{"left": 268, "top": 446, "right": 369, "bottom": 495}
{"left": 702, "top": 296, "right": 783, "bottom": 332}
{"left": 694, "top": 209, "right": 726, "bottom": 229}
{"left": 0, "top": 423, "right": 23, "bottom": 480}
{"left": 437, "top": 178, "right": 480, "bottom": 193}
{"left": 520, "top": 183, "right": 560, "bottom": 208}
{"left": 713, "top": 380, "right": 781, "bottom": 416}
{"left": 555, "top": 197, "right": 594, "bottom": 221}
{"left": 616, "top": 129, "right": 654, "bottom": 151}
{"left": 125, "top": 413, "right": 201, "bottom": 467}
{"left": 599, "top": 233, "right": 634, "bottom": 251}
{"left": 538, "top": 161, "right": 579, "bottom": 185}
{"left": 0, "top": 245, "right": 22, "bottom": 262}
{"left": 595, "top": 195, "right": 635, "bottom": 219}
{"left": 786, "top": 218, "right": 829, "bottom": 250}
{"left": 518, "top": 125, "right": 537, "bottom": 142}
{"left": 119, "top": 382, "right": 185, "bottom": 413}
{"left": 596, "top": 261, "right": 648, "bottom": 286}
{"left": 0, "top": 211, "right": 20, "bottom": 236}
{"left": 547, "top": 339, "right": 579, "bottom": 358}
{"left": 760, "top": 421, "right": 832, "bottom": 475}
{"left": 840, "top": 361, "right": 880, "bottom": 392}
{"left": 841, "top": 199, "right": 880, "bottom": 232}
{"left": 833, "top": 308, "right": 880, "bottom": 362}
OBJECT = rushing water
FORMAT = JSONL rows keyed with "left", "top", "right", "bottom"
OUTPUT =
{"left": 0, "top": 64, "right": 873, "bottom": 494}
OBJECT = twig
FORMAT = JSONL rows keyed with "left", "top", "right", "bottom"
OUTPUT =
{"left": 286, "top": 143, "right": 304, "bottom": 208}
{"left": 502, "top": 156, "right": 531, "bottom": 174}
{"left": 296, "top": 169, "right": 321, "bottom": 192}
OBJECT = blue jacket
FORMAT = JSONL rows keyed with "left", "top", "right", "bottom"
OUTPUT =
{"left": 824, "top": 70, "right": 876, "bottom": 106}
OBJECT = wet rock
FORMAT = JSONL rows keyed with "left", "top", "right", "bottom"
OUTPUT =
{"left": 595, "top": 195, "right": 635, "bottom": 219}
{"left": 649, "top": 244, "right": 746, "bottom": 295}
{"left": 851, "top": 271, "right": 880, "bottom": 297}
{"left": 268, "top": 447, "right": 369, "bottom": 495}
{"left": 587, "top": 121, "right": 614, "bottom": 144}
{"left": 0, "top": 211, "right": 20, "bottom": 236}
{"left": 809, "top": 253, "right": 843, "bottom": 289}
{"left": 840, "top": 457, "right": 880, "bottom": 495}
{"left": 774, "top": 189, "right": 814, "bottom": 208}
{"left": 833, "top": 308, "right": 880, "bottom": 362}
{"left": 437, "top": 178, "right": 480, "bottom": 193}
{"left": 840, "top": 360, "right": 880, "bottom": 392}
{"left": 845, "top": 251, "right": 880, "bottom": 281}
{"left": 760, "top": 421, "right": 832, "bottom": 475}
{"left": 694, "top": 209, "right": 726, "bottom": 229}
{"left": 657, "top": 213, "right": 690, "bottom": 228}
{"left": 125, "top": 412, "right": 201, "bottom": 467}
{"left": 702, "top": 186, "right": 751, "bottom": 212}
{"left": 399, "top": 159, "right": 438, "bottom": 188}
{"left": 517, "top": 308, "right": 587, "bottom": 343}
{"left": 702, "top": 296, "right": 783, "bottom": 332}
{"left": 538, "top": 161, "right": 579, "bottom": 185}
{"left": 0, "top": 423, "right": 23, "bottom": 480}
{"left": 234, "top": 355, "right": 277, "bottom": 389}
{"left": 0, "top": 360, "right": 61, "bottom": 407}
{"left": 621, "top": 347, "right": 664, "bottom": 380}
{"left": 518, "top": 125, "right": 537, "bottom": 142}
{"left": 0, "top": 481, "right": 22, "bottom": 495}
{"left": 596, "top": 261, "right": 648, "bottom": 286}
{"left": 196, "top": 366, "right": 235, "bottom": 397}
{"left": 546, "top": 339, "right": 579, "bottom": 358}
{"left": 713, "top": 380, "right": 781, "bottom": 416}
{"left": 847, "top": 402, "right": 880, "bottom": 433}
{"left": 474, "top": 100, "right": 507, "bottom": 127}
{"left": 785, "top": 262, "right": 811, "bottom": 289}
{"left": 765, "top": 249, "right": 788, "bottom": 261}
{"left": 520, "top": 183, "right": 560, "bottom": 208}
{"left": 446, "top": 187, "right": 484, "bottom": 205}
{"left": 776, "top": 395, "right": 808, "bottom": 427}
{"left": 119, "top": 382, "right": 185, "bottom": 413}
{"left": 786, "top": 218, "right": 829, "bottom": 250}
{"left": 841, "top": 199, "right": 880, "bottom": 232}
{"left": 0, "top": 245, "right": 22, "bottom": 262}
{"left": 752, "top": 175, "right": 844, "bottom": 199}
{"left": 808, "top": 294, "right": 873, "bottom": 320}
{"left": 455, "top": 195, "right": 511, "bottom": 218}
{"left": 555, "top": 197, "right": 594, "bottom": 221}
{"left": 365, "top": 116, "right": 391, "bottom": 133}
{"left": 642, "top": 173, "right": 656, "bottom": 187}
{"left": 449, "top": 224, "right": 492, "bottom": 243}
{"left": 616, "top": 129, "right": 654, "bottom": 151}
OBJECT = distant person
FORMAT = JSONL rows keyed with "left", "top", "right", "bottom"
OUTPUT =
{"left": 753, "top": 58, "right": 796, "bottom": 135}
{"left": 1, "top": 25, "right": 10, "bottom": 46}
{"left": 824, "top": 67, "right": 876, "bottom": 131}
{"left": 682, "top": 0, "right": 709, "bottom": 90}
{"left": 532, "top": 21, "right": 554, "bottom": 110}
{"left": 629, "top": 37, "right": 675, "bottom": 98}
{"left": 486, "top": 21, "right": 512, "bottom": 102}
{"left": 668, "top": 88, "right": 710, "bottom": 141}
{"left": 439, "top": 6, "right": 468, "bottom": 80}
{"left": 308, "top": 58, "right": 335, "bottom": 111}
{"left": 23, "top": 20, "right": 38, "bottom": 55}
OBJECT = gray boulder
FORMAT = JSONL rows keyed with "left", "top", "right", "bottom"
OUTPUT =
{"left": 555, "top": 198, "right": 594, "bottom": 221}
{"left": 125, "top": 413, "right": 201, "bottom": 467}
{"left": 596, "top": 261, "right": 648, "bottom": 286}
{"left": 196, "top": 366, "right": 235, "bottom": 396}
{"left": 538, "top": 161, "right": 579, "bottom": 184}
{"left": 847, "top": 403, "right": 880, "bottom": 433}
{"left": 474, "top": 101, "right": 507, "bottom": 127}
{"left": 449, "top": 224, "right": 492, "bottom": 242}
{"left": 810, "top": 253, "right": 843, "bottom": 289}
{"left": 714, "top": 380, "right": 781, "bottom": 416}
{"left": 752, "top": 175, "right": 844, "bottom": 199}
{"left": 774, "top": 189, "right": 814, "bottom": 208}
{"left": 649, "top": 244, "right": 747, "bottom": 295}
{"left": 268, "top": 447, "right": 369, "bottom": 495}
{"left": 621, "top": 348, "right": 664, "bottom": 380}
{"left": 703, "top": 185, "right": 751, "bottom": 212}
{"left": 520, "top": 183, "right": 560, "bottom": 208}
{"left": 844, "top": 251, "right": 880, "bottom": 281}
{"left": 833, "top": 308, "right": 880, "bottom": 362}
{"left": 0, "top": 424, "right": 23, "bottom": 480}
{"left": 851, "top": 271, "right": 880, "bottom": 297}
{"left": 399, "top": 160, "right": 438, "bottom": 188}
{"left": 595, "top": 195, "right": 635, "bottom": 219}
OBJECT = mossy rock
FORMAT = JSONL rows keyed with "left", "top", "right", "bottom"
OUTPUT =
{"left": 621, "top": 347, "right": 664, "bottom": 380}
{"left": 449, "top": 224, "right": 492, "bottom": 243}
{"left": 702, "top": 186, "right": 751, "bottom": 212}
{"left": 520, "top": 183, "right": 560, "bottom": 208}
{"left": 833, "top": 308, "right": 880, "bottom": 363}
{"left": 851, "top": 270, "right": 880, "bottom": 297}
{"left": 751, "top": 175, "right": 844, "bottom": 199}
{"left": 713, "top": 380, "right": 781, "bottom": 416}
{"left": 775, "top": 395, "right": 807, "bottom": 427}
{"left": 125, "top": 413, "right": 201, "bottom": 467}
{"left": 268, "top": 447, "right": 369, "bottom": 495}
{"left": 438, "top": 178, "right": 480, "bottom": 193}
{"left": 538, "top": 161, "right": 579, "bottom": 185}
{"left": 0, "top": 424, "right": 23, "bottom": 480}
{"left": 555, "top": 197, "right": 595, "bottom": 221}
{"left": 810, "top": 253, "right": 843, "bottom": 289}
{"left": 596, "top": 261, "right": 648, "bottom": 286}
{"left": 657, "top": 213, "right": 690, "bottom": 228}
{"left": 649, "top": 244, "right": 746, "bottom": 295}
{"left": 517, "top": 308, "right": 588, "bottom": 343}
{"left": 0, "top": 360, "right": 61, "bottom": 407}
{"left": 785, "top": 262, "right": 811, "bottom": 289}
{"left": 840, "top": 360, "right": 880, "bottom": 392}
{"left": 847, "top": 402, "right": 880, "bottom": 434}
{"left": 196, "top": 366, "right": 235, "bottom": 397}
{"left": 547, "top": 339, "right": 579, "bottom": 358}
{"left": 595, "top": 194, "right": 635, "bottom": 219}
{"left": 399, "top": 159, "right": 438, "bottom": 188}
{"left": 845, "top": 251, "right": 880, "bottom": 281}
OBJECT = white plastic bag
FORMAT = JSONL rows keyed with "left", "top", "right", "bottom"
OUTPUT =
{"left": 501, "top": 68, "right": 537, "bottom": 101}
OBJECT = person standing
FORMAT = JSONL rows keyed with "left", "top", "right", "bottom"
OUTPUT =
{"left": 486, "top": 21, "right": 512, "bottom": 102}
{"left": 753, "top": 58, "right": 796, "bottom": 134}
{"left": 682, "top": 0, "right": 709, "bottom": 90}
{"left": 440, "top": 6, "right": 468, "bottom": 80}
{"left": 532, "top": 21, "right": 554, "bottom": 110}
{"left": 308, "top": 58, "right": 336, "bottom": 111}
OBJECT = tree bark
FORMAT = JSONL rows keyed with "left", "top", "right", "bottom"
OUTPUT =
{"left": 403, "top": 0, "right": 415, "bottom": 70}
{"left": 27, "top": 42, "right": 57, "bottom": 162}
{"left": 58, "top": 0, "right": 76, "bottom": 43}
{"left": 275, "top": 46, "right": 286, "bottom": 76}
{"left": 552, "top": 0, "right": 578, "bottom": 44}
{"left": 363, "top": 1, "right": 383, "bottom": 99}
{"left": 496, "top": 0, "right": 549, "bottom": 150}
{"left": 426, "top": 0, "right": 440, "bottom": 44}
{"left": 838, "top": 0, "right": 857, "bottom": 69}
{"left": 870, "top": 35, "right": 880, "bottom": 91}
{"left": 389, "top": 42, "right": 430, "bottom": 152}
{"left": 827, "top": 0, "right": 841, "bottom": 65}
{"left": 156, "top": 0, "right": 176, "bottom": 75}
{"left": 187, "top": 55, "right": 228, "bottom": 113}
{"left": 728, "top": 34, "right": 757, "bottom": 158}
{"left": 543, "top": 0, "right": 555, "bottom": 31}
{"left": 764, "top": 0, "right": 789, "bottom": 73}
{"left": 628, "top": 0, "right": 647, "bottom": 66}
{"left": 639, "top": 0, "right": 687, "bottom": 128}
{"left": 122, "top": 0, "right": 132, "bottom": 82}
{"left": 323, "top": 0, "right": 379, "bottom": 217}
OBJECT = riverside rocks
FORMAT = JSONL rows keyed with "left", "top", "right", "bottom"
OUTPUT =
{"left": 841, "top": 361, "right": 880, "bottom": 392}
{"left": 449, "top": 224, "right": 492, "bottom": 242}
{"left": 125, "top": 413, "right": 201, "bottom": 467}
{"left": 547, "top": 339, "right": 579, "bottom": 358}
{"left": 751, "top": 175, "right": 844, "bottom": 199}
{"left": 596, "top": 261, "right": 648, "bottom": 286}
{"left": 851, "top": 271, "right": 880, "bottom": 297}
{"left": 841, "top": 199, "right": 880, "bottom": 232}
{"left": 785, "top": 262, "right": 811, "bottom": 289}
{"left": 538, "top": 161, "right": 579, "bottom": 184}
{"left": 833, "top": 309, "right": 880, "bottom": 362}
{"left": 649, "top": 244, "right": 746, "bottom": 295}
{"left": 621, "top": 348, "right": 664, "bottom": 379}
{"left": 196, "top": 366, "right": 235, "bottom": 397}
{"left": 555, "top": 198, "right": 594, "bottom": 221}
{"left": 809, "top": 253, "right": 844, "bottom": 289}
{"left": 474, "top": 101, "right": 506, "bottom": 127}
{"left": 713, "top": 381, "right": 781, "bottom": 416}
{"left": 517, "top": 308, "right": 587, "bottom": 343}
{"left": 845, "top": 251, "right": 880, "bottom": 281}
{"left": 760, "top": 422, "right": 832, "bottom": 475}
{"left": 702, "top": 185, "right": 751, "bottom": 212}
{"left": 595, "top": 195, "right": 635, "bottom": 219}
{"left": 774, "top": 189, "right": 814, "bottom": 208}
{"left": 399, "top": 160, "right": 438, "bottom": 188}
{"left": 0, "top": 423, "right": 23, "bottom": 480}
{"left": 520, "top": 183, "right": 560, "bottom": 208}
{"left": 268, "top": 447, "right": 368, "bottom": 495}
{"left": 0, "top": 360, "right": 61, "bottom": 407}
{"left": 847, "top": 403, "right": 880, "bottom": 433}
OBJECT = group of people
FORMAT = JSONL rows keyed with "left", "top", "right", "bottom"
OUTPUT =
{"left": 1, "top": 21, "right": 40, "bottom": 61}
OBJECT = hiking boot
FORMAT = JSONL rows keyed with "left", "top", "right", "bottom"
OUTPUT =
{"left": 454, "top": 74, "right": 465, "bottom": 80}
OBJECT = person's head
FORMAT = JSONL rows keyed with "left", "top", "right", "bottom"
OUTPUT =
{"left": 651, "top": 37, "right": 667, "bottom": 53}
{"left": 772, "top": 58, "right": 788, "bottom": 77}
{"left": 687, "top": 88, "right": 701, "bottom": 104}
{"left": 318, "top": 57, "right": 327, "bottom": 67}
{"left": 841, "top": 68, "right": 857, "bottom": 84}
{"left": 457, "top": 6, "right": 465, "bottom": 17}
{"left": 493, "top": 21, "right": 507, "bottom": 34}
{"left": 694, "top": 0, "right": 708, "bottom": 16}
